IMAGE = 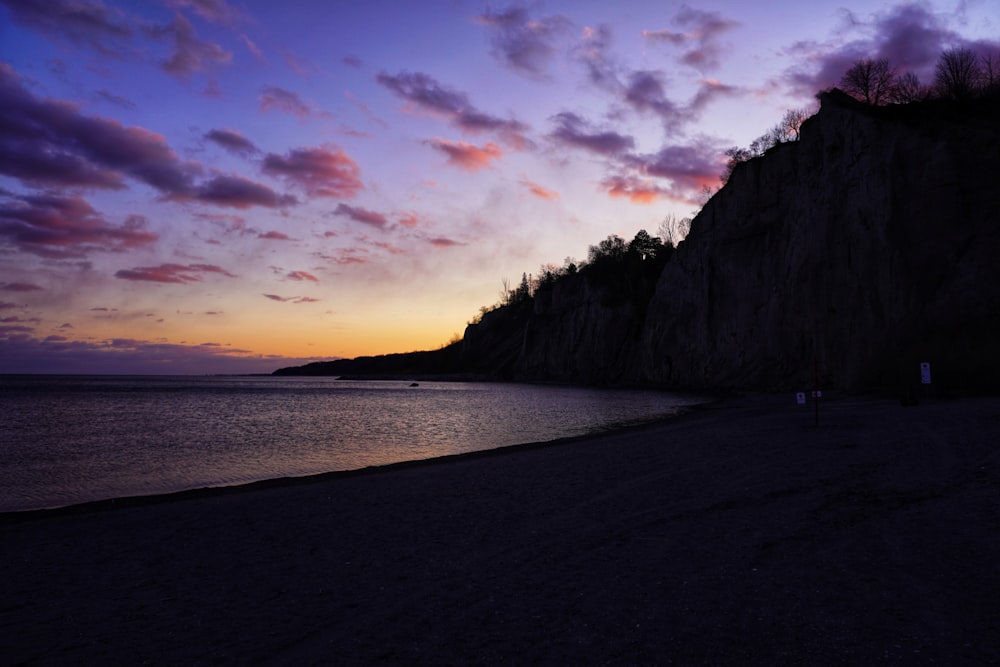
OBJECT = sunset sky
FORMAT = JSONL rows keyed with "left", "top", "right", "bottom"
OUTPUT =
{"left": 1, "top": 0, "right": 997, "bottom": 374}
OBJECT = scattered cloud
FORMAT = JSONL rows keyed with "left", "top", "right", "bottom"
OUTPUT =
{"left": 426, "top": 138, "right": 503, "bottom": 171}
{"left": 427, "top": 236, "right": 463, "bottom": 248}
{"left": 258, "top": 230, "right": 292, "bottom": 241}
{"left": 0, "top": 0, "right": 133, "bottom": 57}
{"left": 642, "top": 6, "right": 741, "bottom": 72}
{"left": 333, "top": 203, "right": 387, "bottom": 229}
{"left": 204, "top": 128, "right": 259, "bottom": 156}
{"left": 780, "top": 3, "right": 981, "bottom": 95}
{"left": 0, "top": 334, "right": 325, "bottom": 374}
{"left": 115, "top": 263, "right": 237, "bottom": 283}
{"left": 0, "top": 192, "right": 157, "bottom": 258}
{"left": 193, "top": 175, "right": 296, "bottom": 209}
{"left": 621, "top": 142, "right": 723, "bottom": 203}
{"left": 263, "top": 293, "right": 318, "bottom": 303}
{"left": 477, "top": 6, "right": 572, "bottom": 79}
{"left": 96, "top": 88, "right": 136, "bottom": 109}
{"left": 287, "top": 270, "right": 318, "bottom": 282}
{"left": 259, "top": 85, "right": 330, "bottom": 119}
{"left": 0, "top": 282, "right": 43, "bottom": 292}
{"left": 601, "top": 174, "right": 670, "bottom": 204}
{"left": 549, "top": 112, "right": 634, "bottom": 156}
{"left": 169, "top": 0, "right": 244, "bottom": 26}
{"left": 242, "top": 34, "right": 264, "bottom": 61}
{"left": 376, "top": 71, "right": 531, "bottom": 147}
{"left": 262, "top": 146, "right": 363, "bottom": 198}
{"left": 520, "top": 178, "right": 559, "bottom": 200}
{"left": 146, "top": 13, "right": 232, "bottom": 79}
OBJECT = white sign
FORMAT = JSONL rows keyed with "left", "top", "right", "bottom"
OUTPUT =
{"left": 920, "top": 362, "right": 932, "bottom": 385}
{"left": 796, "top": 392, "right": 806, "bottom": 405}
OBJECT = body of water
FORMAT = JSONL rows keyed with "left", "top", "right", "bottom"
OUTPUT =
{"left": 0, "top": 375, "right": 705, "bottom": 512}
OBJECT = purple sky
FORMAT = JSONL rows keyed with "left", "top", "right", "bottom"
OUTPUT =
{"left": 1, "top": 0, "right": 997, "bottom": 374}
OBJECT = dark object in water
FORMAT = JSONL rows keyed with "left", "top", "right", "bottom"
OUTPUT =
{"left": 410, "top": 382, "right": 420, "bottom": 387}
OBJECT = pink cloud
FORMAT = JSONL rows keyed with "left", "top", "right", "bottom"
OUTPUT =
{"left": 287, "top": 270, "right": 319, "bottom": 282}
{"left": 427, "top": 138, "right": 503, "bottom": 171}
{"left": 396, "top": 212, "right": 421, "bottom": 228}
{"left": 258, "top": 230, "right": 292, "bottom": 241}
{"left": 262, "top": 146, "right": 363, "bottom": 198}
{"left": 520, "top": 178, "right": 559, "bottom": 200}
{"left": 0, "top": 192, "right": 157, "bottom": 258}
{"left": 602, "top": 175, "right": 669, "bottom": 204}
{"left": 333, "top": 203, "right": 387, "bottom": 229}
{"left": 642, "top": 6, "right": 741, "bottom": 72}
{"left": 115, "top": 263, "right": 237, "bottom": 283}
{"left": 428, "top": 236, "right": 463, "bottom": 248}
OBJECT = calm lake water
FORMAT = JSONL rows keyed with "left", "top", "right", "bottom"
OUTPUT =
{"left": 0, "top": 375, "right": 705, "bottom": 512}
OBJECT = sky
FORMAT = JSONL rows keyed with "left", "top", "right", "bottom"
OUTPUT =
{"left": 1, "top": 0, "right": 997, "bottom": 374}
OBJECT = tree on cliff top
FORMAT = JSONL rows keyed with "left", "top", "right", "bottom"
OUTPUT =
{"left": 935, "top": 47, "right": 983, "bottom": 100}
{"left": 840, "top": 58, "right": 896, "bottom": 105}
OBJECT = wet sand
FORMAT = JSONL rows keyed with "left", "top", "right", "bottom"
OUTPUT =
{"left": 3, "top": 394, "right": 1000, "bottom": 665}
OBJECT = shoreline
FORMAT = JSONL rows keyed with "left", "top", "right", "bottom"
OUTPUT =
{"left": 1, "top": 398, "right": 716, "bottom": 522}
{"left": 5, "top": 393, "right": 1000, "bottom": 664}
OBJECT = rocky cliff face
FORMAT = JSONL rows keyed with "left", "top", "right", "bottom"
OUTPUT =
{"left": 463, "top": 91, "right": 1000, "bottom": 393}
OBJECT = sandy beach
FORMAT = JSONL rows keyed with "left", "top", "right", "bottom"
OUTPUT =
{"left": 3, "top": 393, "right": 1000, "bottom": 665}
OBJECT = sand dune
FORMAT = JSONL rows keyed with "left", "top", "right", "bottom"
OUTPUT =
{"left": 4, "top": 394, "right": 1000, "bottom": 664}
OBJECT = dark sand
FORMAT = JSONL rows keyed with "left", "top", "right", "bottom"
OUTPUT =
{"left": 3, "top": 394, "right": 1000, "bottom": 665}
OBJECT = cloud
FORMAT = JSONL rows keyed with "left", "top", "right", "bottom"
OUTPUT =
{"left": 263, "top": 294, "right": 318, "bottom": 303}
{"left": 258, "top": 230, "right": 291, "bottom": 241}
{"left": 204, "top": 128, "right": 259, "bottom": 156}
{"left": 0, "top": 282, "right": 43, "bottom": 292}
{"left": 194, "top": 175, "right": 296, "bottom": 209}
{"left": 620, "top": 142, "right": 723, "bottom": 202}
{"left": 624, "top": 70, "right": 681, "bottom": 124}
{"left": 0, "top": 0, "right": 133, "bottom": 56}
{"left": 426, "top": 138, "right": 503, "bottom": 171}
{"left": 168, "top": 0, "right": 243, "bottom": 25}
{"left": 396, "top": 212, "right": 421, "bottom": 228}
{"left": 96, "top": 88, "right": 136, "bottom": 109}
{"left": 376, "top": 71, "right": 530, "bottom": 147}
{"left": 642, "top": 6, "right": 740, "bottom": 71}
{"left": 287, "top": 270, "right": 318, "bottom": 282}
{"left": 0, "top": 334, "right": 326, "bottom": 374}
{"left": 242, "top": 34, "right": 264, "bottom": 61}
{"left": 519, "top": 178, "right": 559, "bottom": 200}
{"left": 259, "top": 86, "right": 329, "bottom": 119}
{"left": 427, "top": 236, "right": 463, "bottom": 248}
{"left": 0, "top": 192, "right": 157, "bottom": 258}
{"left": 601, "top": 174, "right": 670, "bottom": 204}
{"left": 477, "top": 6, "right": 572, "bottom": 79}
{"left": 333, "top": 203, "right": 387, "bottom": 229}
{"left": 549, "top": 112, "right": 634, "bottom": 156}
{"left": 0, "top": 63, "right": 199, "bottom": 193}
{"left": 115, "top": 263, "right": 237, "bottom": 283}
{"left": 781, "top": 3, "right": 973, "bottom": 95}
{"left": 146, "top": 13, "right": 232, "bottom": 79}
{"left": 573, "top": 24, "right": 620, "bottom": 91}
{"left": 262, "top": 146, "right": 363, "bottom": 198}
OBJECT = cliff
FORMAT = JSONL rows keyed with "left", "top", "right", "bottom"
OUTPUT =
{"left": 277, "top": 91, "right": 1000, "bottom": 395}
{"left": 637, "top": 90, "right": 1000, "bottom": 393}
